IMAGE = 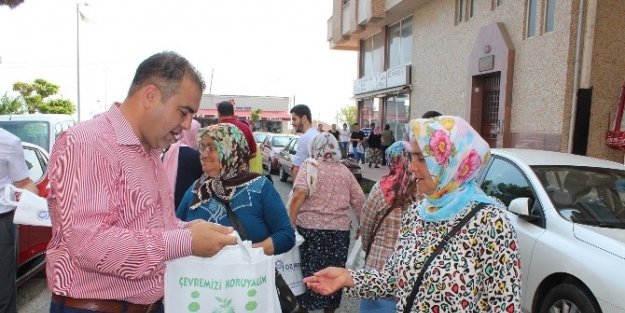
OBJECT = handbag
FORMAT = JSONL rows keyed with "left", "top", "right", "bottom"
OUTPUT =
{"left": 403, "top": 202, "right": 487, "bottom": 313}
{"left": 0, "top": 184, "right": 50, "bottom": 227}
{"left": 224, "top": 203, "right": 303, "bottom": 313}
{"left": 606, "top": 81, "right": 625, "bottom": 151}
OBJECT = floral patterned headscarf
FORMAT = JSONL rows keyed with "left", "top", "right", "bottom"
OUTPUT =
{"left": 409, "top": 116, "right": 502, "bottom": 222}
{"left": 302, "top": 132, "right": 341, "bottom": 196}
{"left": 380, "top": 141, "right": 413, "bottom": 205}
{"left": 191, "top": 124, "right": 259, "bottom": 206}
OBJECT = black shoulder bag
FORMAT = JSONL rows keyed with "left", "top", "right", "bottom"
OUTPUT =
{"left": 223, "top": 203, "right": 303, "bottom": 313}
{"left": 403, "top": 202, "right": 487, "bottom": 313}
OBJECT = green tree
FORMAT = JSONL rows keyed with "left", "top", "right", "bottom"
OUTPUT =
{"left": 250, "top": 109, "right": 262, "bottom": 125}
{"left": 0, "top": 93, "right": 26, "bottom": 115}
{"left": 12, "top": 79, "right": 75, "bottom": 114}
{"left": 338, "top": 105, "right": 357, "bottom": 126}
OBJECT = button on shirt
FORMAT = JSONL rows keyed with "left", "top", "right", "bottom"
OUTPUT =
{"left": 0, "top": 129, "right": 30, "bottom": 214}
{"left": 46, "top": 104, "right": 192, "bottom": 304}
{"left": 291, "top": 128, "right": 319, "bottom": 168}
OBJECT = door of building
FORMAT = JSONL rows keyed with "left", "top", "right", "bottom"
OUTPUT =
{"left": 480, "top": 73, "right": 501, "bottom": 147}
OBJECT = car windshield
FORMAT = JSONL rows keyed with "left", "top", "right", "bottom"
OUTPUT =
{"left": 0, "top": 121, "right": 49, "bottom": 151}
{"left": 533, "top": 166, "right": 625, "bottom": 228}
{"left": 254, "top": 133, "right": 268, "bottom": 143}
{"left": 272, "top": 136, "right": 291, "bottom": 147}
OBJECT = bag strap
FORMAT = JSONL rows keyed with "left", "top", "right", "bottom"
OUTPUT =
{"left": 403, "top": 202, "right": 487, "bottom": 313}
{"left": 224, "top": 203, "right": 249, "bottom": 241}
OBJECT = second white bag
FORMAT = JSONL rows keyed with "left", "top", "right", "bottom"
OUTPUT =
{"left": 0, "top": 184, "right": 50, "bottom": 227}
{"left": 345, "top": 237, "right": 366, "bottom": 270}
{"left": 274, "top": 231, "right": 305, "bottom": 295}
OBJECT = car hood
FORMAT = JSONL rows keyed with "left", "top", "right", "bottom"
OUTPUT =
{"left": 574, "top": 224, "right": 625, "bottom": 259}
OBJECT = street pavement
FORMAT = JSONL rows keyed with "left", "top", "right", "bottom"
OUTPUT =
{"left": 17, "top": 165, "right": 389, "bottom": 313}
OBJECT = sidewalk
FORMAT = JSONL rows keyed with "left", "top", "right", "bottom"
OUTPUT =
{"left": 359, "top": 162, "right": 387, "bottom": 182}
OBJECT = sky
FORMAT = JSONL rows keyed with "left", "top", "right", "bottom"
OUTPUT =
{"left": 0, "top": 0, "right": 358, "bottom": 123}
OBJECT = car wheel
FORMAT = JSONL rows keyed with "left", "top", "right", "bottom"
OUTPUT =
{"left": 539, "top": 283, "right": 601, "bottom": 313}
{"left": 279, "top": 166, "right": 288, "bottom": 182}
{"left": 269, "top": 158, "right": 278, "bottom": 174}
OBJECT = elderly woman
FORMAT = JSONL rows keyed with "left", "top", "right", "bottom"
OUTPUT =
{"left": 162, "top": 119, "right": 203, "bottom": 209}
{"left": 358, "top": 141, "right": 417, "bottom": 313}
{"left": 303, "top": 116, "right": 521, "bottom": 312}
{"left": 288, "top": 132, "right": 366, "bottom": 313}
{"left": 176, "top": 123, "right": 295, "bottom": 256}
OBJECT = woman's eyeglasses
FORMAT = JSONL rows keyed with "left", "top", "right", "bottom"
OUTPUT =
{"left": 198, "top": 144, "right": 218, "bottom": 153}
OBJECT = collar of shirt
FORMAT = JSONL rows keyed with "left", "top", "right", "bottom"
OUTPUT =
{"left": 105, "top": 103, "right": 161, "bottom": 158}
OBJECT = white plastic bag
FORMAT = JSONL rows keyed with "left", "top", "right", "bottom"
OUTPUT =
{"left": 165, "top": 240, "right": 280, "bottom": 313}
{"left": 0, "top": 184, "right": 50, "bottom": 227}
{"left": 274, "top": 231, "right": 305, "bottom": 295}
{"left": 345, "top": 237, "right": 366, "bottom": 270}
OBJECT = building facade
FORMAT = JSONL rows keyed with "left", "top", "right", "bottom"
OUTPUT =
{"left": 195, "top": 94, "right": 291, "bottom": 133}
{"left": 328, "top": 0, "right": 625, "bottom": 161}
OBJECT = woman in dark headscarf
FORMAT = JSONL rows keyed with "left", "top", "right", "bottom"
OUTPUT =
{"left": 303, "top": 116, "right": 521, "bottom": 312}
{"left": 358, "top": 140, "right": 418, "bottom": 313}
{"left": 176, "top": 123, "right": 295, "bottom": 255}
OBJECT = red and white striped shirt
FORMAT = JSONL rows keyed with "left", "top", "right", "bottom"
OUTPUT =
{"left": 46, "top": 104, "right": 192, "bottom": 304}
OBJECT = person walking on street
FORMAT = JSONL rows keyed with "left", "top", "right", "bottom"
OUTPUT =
{"left": 380, "top": 124, "right": 394, "bottom": 166}
{"left": 366, "top": 126, "right": 382, "bottom": 168}
{"left": 289, "top": 104, "right": 319, "bottom": 181}
{"left": 350, "top": 123, "right": 365, "bottom": 165}
{"left": 46, "top": 51, "right": 237, "bottom": 313}
{"left": 329, "top": 124, "right": 340, "bottom": 142}
{"left": 217, "top": 100, "right": 257, "bottom": 159}
{"left": 338, "top": 123, "right": 350, "bottom": 159}
{"left": 0, "top": 128, "right": 39, "bottom": 313}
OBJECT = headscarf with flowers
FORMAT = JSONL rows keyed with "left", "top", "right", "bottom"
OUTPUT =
{"left": 301, "top": 132, "right": 341, "bottom": 196}
{"left": 409, "top": 116, "right": 502, "bottom": 222}
{"left": 191, "top": 123, "right": 260, "bottom": 207}
{"left": 379, "top": 141, "right": 413, "bottom": 205}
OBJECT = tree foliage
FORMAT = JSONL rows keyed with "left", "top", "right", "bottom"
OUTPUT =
{"left": 6, "top": 78, "right": 76, "bottom": 115}
{"left": 338, "top": 105, "right": 357, "bottom": 126}
{"left": 0, "top": 93, "right": 26, "bottom": 115}
{"left": 250, "top": 109, "right": 262, "bottom": 124}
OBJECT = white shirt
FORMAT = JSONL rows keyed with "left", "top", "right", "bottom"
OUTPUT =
{"left": 292, "top": 127, "right": 319, "bottom": 167}
{"left": 339, "top": 129, "right": 350, "bottom": 142}
{"left": 0, "top": 128, "right": 31, "bottom": 214}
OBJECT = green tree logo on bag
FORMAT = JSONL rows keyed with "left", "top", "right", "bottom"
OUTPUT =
{"left": 186, "top": 289, "right": 259, "bottom": 312}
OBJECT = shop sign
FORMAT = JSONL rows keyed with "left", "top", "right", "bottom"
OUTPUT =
{"left": 353, "top": 65, "right": 411, "bottom": 95}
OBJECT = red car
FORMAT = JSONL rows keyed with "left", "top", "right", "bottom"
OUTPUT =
{"left": 16, "top": 142, "right": 51, "bottom": 286}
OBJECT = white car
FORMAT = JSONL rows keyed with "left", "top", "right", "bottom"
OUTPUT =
{"left": 476, "top": 149, "right": 625, "bottom": 313}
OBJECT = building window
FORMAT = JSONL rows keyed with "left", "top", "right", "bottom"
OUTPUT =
{"left": 526, "top": 0, "right": 538, "bottom": 38}
{"left": 383, "top": 94, "right": 410, "bottom": 141}
{"left": 387, "top": 16, "right": 413, "bottom": 69}
{"left": 544, "top": 0, "right": 555, "bottom": 33}
{"left": 457, "top": 0, "right": 464, "bottom": 23}
{"left": 469, "top": 0, "right": 475, "bottom": 18}
{"left": 360, "top": 32, "right": 384, "bottom": 77}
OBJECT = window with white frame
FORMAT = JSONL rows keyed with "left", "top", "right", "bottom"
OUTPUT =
{"left": 526, "top": 0, "right": 538, "bottom": 38}
{"left": 544, "top": 0, "right": 555, "bottom": 33}
{"left": 387, "top": 16, "right": 413, "bottom": 69}
{"left": 360, "top": 32, "right": 384, "bottom": 77}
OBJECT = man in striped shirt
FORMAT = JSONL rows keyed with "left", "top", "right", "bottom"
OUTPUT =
{"left": 46, "top": 52, "right": 237, "bottom": 313}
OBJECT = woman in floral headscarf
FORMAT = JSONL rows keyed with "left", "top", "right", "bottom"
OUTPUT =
{"left": 303, "top": 116, "right": 521, "bottom": 313}
{"left": 288, "top": 132, "right": 366, "bottom": 313}
{"left": 358, "top": 140, "right": 418, "bottom": 313}
{"left": 176, "top": 123, "right": 295, "bottom": 255}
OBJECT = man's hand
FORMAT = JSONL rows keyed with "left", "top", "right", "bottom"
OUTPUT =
{"left": 190, "top": 222, "right": 237, "bottom": 257}
{"left": 185, "top": 219, "right": 204, "bottom": 228}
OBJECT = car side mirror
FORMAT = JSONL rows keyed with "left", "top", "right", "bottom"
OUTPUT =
{"left": 509, "top": 197, "right": 540, "bottom": 222}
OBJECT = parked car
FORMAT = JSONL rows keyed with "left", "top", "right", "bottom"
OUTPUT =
{"left": 17, "top": 142, "right": 51, "bottom": 286}
{"left": 475, "top": 148, "right": 625, "bottom": 313}
{"left": 0, "top": 114, "right": 75, "bottom": 153}
{"left": 261, "top": 134, "right": 296, "bottom": 174}
{"left": 277, "top": 137, "right": 362, "bottom": 183}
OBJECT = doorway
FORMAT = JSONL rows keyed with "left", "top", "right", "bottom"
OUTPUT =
{"left": 480, "top": 73, "right": 501, "bottom": 147}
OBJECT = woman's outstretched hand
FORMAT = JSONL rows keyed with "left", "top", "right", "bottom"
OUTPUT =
{"left": 302, "top": 267, "right": 354, "bottom": 295}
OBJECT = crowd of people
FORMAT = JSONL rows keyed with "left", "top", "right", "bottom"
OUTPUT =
{"left": 0, "top": 51, "right": 522, "bottom": 313}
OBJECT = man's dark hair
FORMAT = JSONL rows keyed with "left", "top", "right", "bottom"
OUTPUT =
{"left": 384, "top": 124, "right": 390, "bottom": 130}
{"left": 127, "top": 51, "right": 206, "bottom": 101}
{"left": 290, "top": 104, "right": 312, "bottom": 123}
{"left": 422, "top": 110, "right": 442, "bottom": 118}
{"left": 217, "top": 101, "right": 235, "bottom": 116}
{"left": 353, "top": 123, "right": 359, "bottom": 126}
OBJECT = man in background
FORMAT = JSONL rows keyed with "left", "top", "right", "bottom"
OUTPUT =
{"left": 217, "top": 100, "right": 257, "bottom": 158}
{"left": 350, "top": 123, "right": 365, "bottom": 164}
{"left": 289, "top": 104, "right": 318, "bottom": 181}
{"left": 0, "top": 128, "right": 38, "bottom": 313}
{"left": 317, "top": 123, "right": 324, "bottom": 133}
{"left": 338, "top": 123, "right": 350, "bottom": 159}
{"left": 329, "top": 124, "right": 340, "bottom": 142}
